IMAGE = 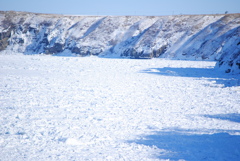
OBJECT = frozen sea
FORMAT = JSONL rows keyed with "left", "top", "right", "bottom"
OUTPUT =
{"left": 0, "top": 54, "right": 240, "bottom": 161}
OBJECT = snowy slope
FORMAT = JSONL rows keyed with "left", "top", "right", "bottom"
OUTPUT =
{"left": 0, "top": 11, "right": 240, "bottom": 73}
{"left": 1, "top": 55, "right": 240, "bottom": 160}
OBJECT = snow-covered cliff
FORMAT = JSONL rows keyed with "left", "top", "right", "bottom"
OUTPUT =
{"left": 0, "top": 11, "right": 239, "bottom": 73}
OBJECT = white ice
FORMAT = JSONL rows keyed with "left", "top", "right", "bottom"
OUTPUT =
{"left": 0, "top": 54, "right": 240, "bottom": 160}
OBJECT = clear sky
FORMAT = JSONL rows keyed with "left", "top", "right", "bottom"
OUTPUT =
{"left": 0, "top": 0, "right": 239, "bottom": 16}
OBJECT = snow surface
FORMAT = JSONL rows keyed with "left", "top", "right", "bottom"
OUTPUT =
{"left": 1, "top": 54, "right": 240, "bottom": 160}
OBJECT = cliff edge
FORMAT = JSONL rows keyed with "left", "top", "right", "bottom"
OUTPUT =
{"left": 0, "top": 11, "right": 239, "bottom": 73}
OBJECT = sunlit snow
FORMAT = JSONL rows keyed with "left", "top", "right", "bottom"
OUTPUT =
{"left": 0, "top": 54, "right": 240, "bottom": 160}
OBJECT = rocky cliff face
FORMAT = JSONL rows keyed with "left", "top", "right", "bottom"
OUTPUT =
{"left": 0, "top": 11, "right": 239, "bottom": 73}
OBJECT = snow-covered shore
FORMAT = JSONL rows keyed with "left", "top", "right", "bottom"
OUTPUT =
{"left": 1, "top": 11, "right": 240, "bottom": 73}
{"left": 1, "top": 54, "right": 240, "bottom": 160}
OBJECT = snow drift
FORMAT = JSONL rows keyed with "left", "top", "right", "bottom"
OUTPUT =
{"left": 0, "top": 11, "right": 239, "bottom": 73}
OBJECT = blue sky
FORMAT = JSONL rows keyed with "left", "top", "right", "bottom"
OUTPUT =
{"left": 0, "top": 0, "right": 239, "bottom": 16}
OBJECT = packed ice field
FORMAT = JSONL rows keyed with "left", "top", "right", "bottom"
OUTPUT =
{"left": 0, "top": 54, "right": 240, "bottom": 161}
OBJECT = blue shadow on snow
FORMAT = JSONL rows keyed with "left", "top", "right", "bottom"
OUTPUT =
{"left": 129, "top": 128, "right": 240, "bottom": 161}
{"left": 141, "top": 67, "right": 240, "bottom": 87}
{"left": 203, "top": 113, "right": 240, "bottom": 123}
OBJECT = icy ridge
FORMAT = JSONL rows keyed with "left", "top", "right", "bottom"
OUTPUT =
{"left": 0, "top": 11, "right": 240, "bottom": 73}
